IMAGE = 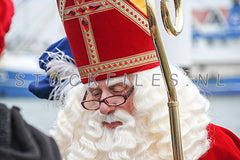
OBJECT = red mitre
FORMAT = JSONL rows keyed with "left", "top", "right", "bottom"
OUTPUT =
{"left": 56, "top": 0, "right": 159, "bottom": 84}
{"left": 0, "top": 0, "right": 14, "bottom": 57}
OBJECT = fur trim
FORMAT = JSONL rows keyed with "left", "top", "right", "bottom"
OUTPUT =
{"left": 45, "top": 48, "right": 80, "bottom": 103}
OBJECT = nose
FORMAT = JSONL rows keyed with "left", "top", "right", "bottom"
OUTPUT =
{"left": 99, "top": 91, "right": 116, "bottom": 115}
{"left": 99, "top": 102, "right": 116, "bottom": 115}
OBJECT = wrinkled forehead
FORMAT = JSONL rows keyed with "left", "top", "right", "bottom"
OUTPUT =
{"left": 86, "top": 74, "right": 132, "bottom": 89}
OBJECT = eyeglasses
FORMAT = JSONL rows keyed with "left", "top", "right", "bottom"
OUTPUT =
{"left": 81, "top": 86, "right": 134, "bottom": 110}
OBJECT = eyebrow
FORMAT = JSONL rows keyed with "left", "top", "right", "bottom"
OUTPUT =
{"left": 88, "top": 87, "right": 100, "bottom": 92}
{"left": 106, "top": 76, "right": 131, "bottom": 86}
{"left": 108, "top": 83, "right": 127, "bottom": 90}
{"left": 88, "top": 82, "right": 127, "bottom": 92}
{"left": 87, "top": 82, "right": 100, "bottom": 91}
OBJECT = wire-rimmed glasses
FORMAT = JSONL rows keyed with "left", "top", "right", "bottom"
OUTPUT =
{"left": 81, "top": 86, "right": 134, "bottom": 110}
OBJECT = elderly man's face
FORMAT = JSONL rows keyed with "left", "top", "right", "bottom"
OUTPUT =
{"left": 87, "top": 79, "right": 135, "bottom": 129}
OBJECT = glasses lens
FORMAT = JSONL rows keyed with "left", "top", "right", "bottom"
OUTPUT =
{"left": 83, "top": 101, "right": 99, "bottom": 110}
{"left": 105, "top": 96, "right": 125, "bottom": 106}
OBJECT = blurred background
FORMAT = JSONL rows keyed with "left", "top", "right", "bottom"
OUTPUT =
{"left": 0, "top": 0, "right": 240, "bottom": 136}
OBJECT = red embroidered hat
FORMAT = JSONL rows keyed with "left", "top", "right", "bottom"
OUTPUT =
{"left": 56, "top": 0, "right": 159, "bottom": 83}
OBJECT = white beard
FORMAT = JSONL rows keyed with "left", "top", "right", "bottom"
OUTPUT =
{"left": 65, "top": 109, "right": 146, "bottom": 160}
{"left": 51, "top": 66, "right": 211, "bottom": 160}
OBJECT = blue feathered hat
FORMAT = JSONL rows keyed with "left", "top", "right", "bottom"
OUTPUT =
{"left": 28, "top": 37, "right": 77, "bottom": 99}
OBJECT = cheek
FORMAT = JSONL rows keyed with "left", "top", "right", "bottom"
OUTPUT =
{"left": 121, "top": 96, "right": 135, "bottom": 115}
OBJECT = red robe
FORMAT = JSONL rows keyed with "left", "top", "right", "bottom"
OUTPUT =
{"left": 199, "top": 123, "right": 240, "bottom": 160}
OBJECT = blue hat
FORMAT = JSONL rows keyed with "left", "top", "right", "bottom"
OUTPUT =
{"left": 28, "top": 37, "right": 75, "bottom": 99}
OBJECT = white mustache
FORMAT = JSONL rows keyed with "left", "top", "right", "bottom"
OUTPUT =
{"left": 99, "top": 110, "right": 135, "bottom": 127}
